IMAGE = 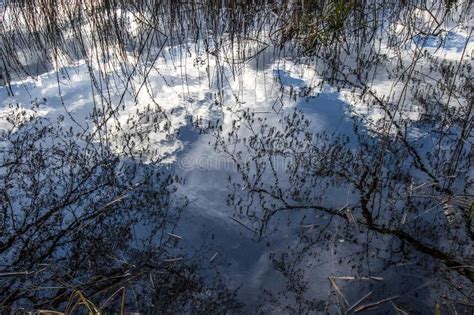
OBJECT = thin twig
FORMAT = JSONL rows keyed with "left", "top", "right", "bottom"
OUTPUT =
{"left": 347, "top": 291, "right": 373, "bottom": 313}
{"left": 329, "top": 277, "right": 349, "bottom": 307}
{"left": 354, "top": 296, "right": 400, "bottom": 313}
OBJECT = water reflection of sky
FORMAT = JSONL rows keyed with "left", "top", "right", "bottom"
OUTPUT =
{"left": 1, "top": 4, "right": 473, "bottom": 311}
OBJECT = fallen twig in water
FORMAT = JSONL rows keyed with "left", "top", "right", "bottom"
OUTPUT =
{"left": 347, "top": 291, "right": 372, "bottom": 313}
{"left": 333, "top": 276, "right": 383, "bottom": 281}
{"left": 166, "top": 232, "right": 183, "bottom": 240}
{"left": 354, "top": 296, "right": 400, "bottom": 313}
{"left": 210, "top": 252, "right": 218, "bottom": 263}
{"left": 328, "top": 277, "right": 349, "bottom": 307}
{"left": 391, "top": 302, "right": 409, "bottom": 314}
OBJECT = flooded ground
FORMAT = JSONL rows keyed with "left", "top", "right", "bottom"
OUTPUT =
{"left": 0, "top": 1, "right": 473, "bottom": 313}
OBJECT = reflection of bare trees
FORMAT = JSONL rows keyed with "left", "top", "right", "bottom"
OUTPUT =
{"left": 0, "top": 107, "right": 241, "bottom": 312}
{"left": 223, "top": 0, "right": 474, "bottom": 288}
{"left": 216, "top": 104, "right": 473, "bottom": 311}
{"left": 0, "top": 0, "right": 472, "bottom": 312}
